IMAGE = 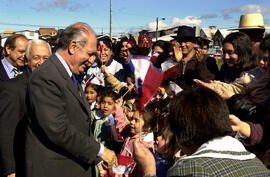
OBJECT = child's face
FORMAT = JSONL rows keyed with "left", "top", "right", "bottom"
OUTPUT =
{"left": 156, "top": 128, "right": 172, "bottom": 155}
{"left": 130, "top": 111, "right": 145, "bottom": 135}
{"left": 257, "top": 49, "right": 269, "bottom": 74}
{"left": 156, "top": 131, "right": 170, "bottom": 155}
{"left": 155, "top": 87, "right": 166, "bottom": 100}
{"left": 100, "top": 96, "right": 115, "bottom": 116}
{"left": 94, "top": 96, "right": 101, "bottom": 110}
{"left": 84, "top": 86, "right": 98, "bottom": 104}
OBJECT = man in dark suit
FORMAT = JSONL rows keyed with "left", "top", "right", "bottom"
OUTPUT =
{"left": 24, "top": 23, "right": 117, "bottom": 177}
{"left": 0, "top": 34, "right": 28, "bottom": 81}
{"left": 0, "top": 39, "right": 52, "bottom": 177}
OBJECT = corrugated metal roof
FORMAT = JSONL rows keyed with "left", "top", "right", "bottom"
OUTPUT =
{"left": 3, "top": 30, "right": 16, "bottom": 34}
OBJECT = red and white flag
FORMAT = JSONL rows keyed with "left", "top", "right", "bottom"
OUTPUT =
{"left": 161, "top": 58, "right": 180, "bottom": 80}
{"left": 130, "top": 55, "right": 163, "bottom": 111}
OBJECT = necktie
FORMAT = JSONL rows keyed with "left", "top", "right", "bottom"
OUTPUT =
{"left": 13, "top": 67, "right": 19, "bottom": 78}
{"left": 71, "top": 74, "right": 80, "bottom": 91}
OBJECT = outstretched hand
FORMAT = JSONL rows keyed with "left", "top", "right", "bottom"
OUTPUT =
{"left": 193, "top": 79, "right": 214, "bottom": 90}
{"left": 219, "top": 85, "right": 234, "bottom": 100}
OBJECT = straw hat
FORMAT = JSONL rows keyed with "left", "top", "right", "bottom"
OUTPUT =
{"left": 231, "top": 13, "right": 270, "bottom": 30}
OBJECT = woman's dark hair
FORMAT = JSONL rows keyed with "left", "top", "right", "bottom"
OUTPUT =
{"left": 120, "top": 35, "right": 137, "bottom": 47}
{"left": 222, "top": 32, "right": 257, "bottom": 71}
{"left": 152, "top": 40, "right": 172, "bottom": 66}
{"left": 260, "top": 34, "right": 270, "bottom": 52}
{"left": 84, "top": 83, "right": 103, "bottom": 96}
{"left": 169, "top": 86, "right": 234, "bottom": 147}
{"left": 153, "top": 40, "right": 169, "bottom": 51}
{"left": 98, "top": 37, "right": 113, "bottom": 50}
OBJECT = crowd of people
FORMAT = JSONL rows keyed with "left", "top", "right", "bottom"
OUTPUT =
{"left": 0, "top": 13, "right": 270, "bottom": 177}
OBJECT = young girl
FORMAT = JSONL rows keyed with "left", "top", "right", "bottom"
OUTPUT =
{"left": 154, "top": 126, "right": 178, "bottom": 177}
{"left": 84, "top": 83, "right": 103, "bottom": 110}
{"left": 111, "top": 102, "right": 157, "bottom": 177}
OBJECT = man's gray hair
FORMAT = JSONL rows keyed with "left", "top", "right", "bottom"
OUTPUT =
{"left": 25, "top": 39, "right": 52, "bottom": 59}
{"left": 57, "top": 22, "right": 92, "bottom": 50}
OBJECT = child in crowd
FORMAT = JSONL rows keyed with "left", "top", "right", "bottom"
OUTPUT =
{"left": 91, "top": 90, "right": 122, "bottom": 177}
{"left": 91, "top": 90, "right": 120, "bottom": 150}
{"left": 110, "top": 102, "right": 157, "bottom": 177}
{"left": 84, "top": 83, "right": 103, "bottom": 110}
{"left": 154, "top": 80, "right": 182, "bottom": 132}
{"left": 101, "top": 65, "right": 137, "bottom": 122}
{"left": 154, "top": 126, "right": 178, "bottom": 177}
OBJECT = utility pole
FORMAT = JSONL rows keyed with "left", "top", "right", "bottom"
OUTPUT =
{"left": 156, "top": 17, "right": 158, "bottom": 42}
{"left": 110, "top": 0, "right": 112, "bottom": 39}
{"left": 156, "top": 17, "right": 165, "bottom": 41}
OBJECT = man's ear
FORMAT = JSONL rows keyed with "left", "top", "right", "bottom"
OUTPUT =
{"left": 68, "top": 41, "right": 77, "bottom": 55}
{"left": 5, "top": 45, "right": 11, "bottom": 55}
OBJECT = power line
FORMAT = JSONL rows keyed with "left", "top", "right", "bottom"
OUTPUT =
{"left": 0, "top": 22, "right": 65, "bottom": 28}
{"left": 0, "top": 21, "right": 144, "bottom": 30}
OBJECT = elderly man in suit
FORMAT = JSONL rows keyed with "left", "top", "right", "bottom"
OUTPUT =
{"left": 23, "top": 23, "right": 117, "bottom": 177}
{"left": 0, "top": 34, "right": 28, "bottom": 81}
{"left": 0, "top": 39, "right": 51, "bottom": 177}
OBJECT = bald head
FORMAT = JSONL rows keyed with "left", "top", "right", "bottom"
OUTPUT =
{"left": 58, "top": 23, "right": 95, "bottom": 50}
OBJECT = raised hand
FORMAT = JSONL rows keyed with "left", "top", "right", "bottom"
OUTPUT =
{"left": 229, "top": 114, "right": 251, "bottom": 138}
{"left": 101, "top": 65, "right": 110, "bottom": 77}
{"left": 133, "top": 139, "right": 156, "bottom": 176}
{"left": 173, "top": 41, "right": 183, "bottom": 63}
{"left": 115, "top": 97, "right": 123, "bottom": 111}
{"left": 195, "top": 49, "right": 204, "bottom": 62}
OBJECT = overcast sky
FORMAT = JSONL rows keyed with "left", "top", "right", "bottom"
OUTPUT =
{"left": 1, "top": 0, "right": 270, "bottom": 35}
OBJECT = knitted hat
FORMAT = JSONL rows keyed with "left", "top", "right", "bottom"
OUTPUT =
{"left": 138, "top": 34, "right": 152, "bottom": 48}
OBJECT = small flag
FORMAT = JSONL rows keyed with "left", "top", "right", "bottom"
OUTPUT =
{"left": 130, "top": 55, "right": 163, "bottom": 111}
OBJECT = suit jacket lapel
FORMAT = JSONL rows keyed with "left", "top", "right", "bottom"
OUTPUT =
{"left": 50, "top": 55, "right": 91, "bottom": 116}
{"left": 0, "top": 60, "right": 9, "bottom": 81}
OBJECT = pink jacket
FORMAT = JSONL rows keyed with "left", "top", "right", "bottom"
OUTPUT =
{"left": 112, "top": 108, "right": 155, "bottom": 177}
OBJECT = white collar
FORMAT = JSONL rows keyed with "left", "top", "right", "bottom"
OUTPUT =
{"left": 182, "top": 136, "right": 256, "bottom": 161}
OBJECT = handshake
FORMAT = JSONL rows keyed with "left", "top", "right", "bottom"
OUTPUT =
{"left": 101, "top": 147, "right": 118, "bottom": 167}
